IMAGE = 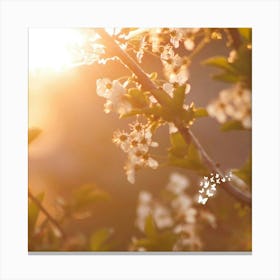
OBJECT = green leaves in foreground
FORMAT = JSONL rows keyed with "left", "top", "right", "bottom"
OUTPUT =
{"left": 232, "top": 155, "right": 252, "bottom": 189}
{"left": 90, "top": 228, "right": 115, "bottom": 251}
{"left": 133, "top": 215, "right": 177, "bottom": 251}
{"left": 28, "top": 192, "right": 45, "bottom": 234}
{"left": 168, "top": 132, "right": 207, "bottom": 173}
{"left": 202, "top": 28, "right": 252, "bottom": 89}
{"left": 220, "top": 120, "right": 246, "bottom": 132}
{"left": 72, "top": 184, "right": 110, "bottom": 210}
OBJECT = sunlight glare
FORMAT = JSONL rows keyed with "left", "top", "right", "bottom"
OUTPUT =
{"left": 29, "top": 28, "right": 86, "bottom": 72}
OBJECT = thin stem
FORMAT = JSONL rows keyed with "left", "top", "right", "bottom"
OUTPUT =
{"left": 188, "top": 131, "right": 251, "bottom": 204}
{"left": 188, "top": 32, "right": 211, "bottom": 61}
{"left": 28, "top": 190, "right": 66, "bottom": 238}
{"left": 225, "top": 28, "right": 242, "bottom": 50}
{"left": 95, "top": 28, "right": 252, "bottom": 206}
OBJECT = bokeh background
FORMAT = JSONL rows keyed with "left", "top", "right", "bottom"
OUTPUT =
{"left": 28, "top": 28, "right": 251, "bottom": 251}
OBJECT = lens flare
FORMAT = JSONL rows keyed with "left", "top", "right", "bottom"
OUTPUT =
{"left": 29, "top": 28, "right": 85, "bottom": 72}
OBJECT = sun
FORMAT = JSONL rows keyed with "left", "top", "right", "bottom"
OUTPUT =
{"left": 29, "top": 28, "right": 87, "bottom": 73}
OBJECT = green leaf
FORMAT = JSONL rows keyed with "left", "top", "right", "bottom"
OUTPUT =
{"left": 188, "top": 142, "right": 200, "bottom": 162}
{"left": 28, "top": 128, "right": 42, "bottom": 144}
{"left": 202, "top": 56, "right": 237, "bottom": 73}
{"left": 144, "top": 215, "right": 157, "bottom": 238}
{"left": 133, "top": 230, "right": 177, "bottom": 251}
{"left": 149, "top": 72, "right": 158, "bottom": 81}
{"left": 170, "top": 132, "right": 187, "bottom": 149}
{"left": 90, "top": 228, "right": 114, "bottom": 251}
{"left": 168, "top": 133, "right": 207, "bottom": 173}
{"left": 238, "top": 28, "right": 252, "bottom": 42}
{"left": 119, "top": 109, "right": 143, "bottom": 118}
{"left": 220, "top": 120, "right": 246, "bottom": 131}
{"left": 172, "top": 85, "right": 186, "bottom": 109}
{"left": 169, "top": 132, "right": 188, "bottom": 157}
{"left": 28, "top": 192, "right": 44, "bottom": 233}
{"left": 194, "top": 107, "right": 208, "bottom": 118}
{"left": 212, "top": 72, "right": 240, "bottom": 83}
{"left": 73, "top": 184, "right": 110, "bottom": 212}
{"left": 233, "top": 155, "right": 252, "bottom": 189}
{"left": 126, "top": 88, "right": 148, "bottom": 108}
{"left": 231, "top": 46, "right": 252, "bottom": 84}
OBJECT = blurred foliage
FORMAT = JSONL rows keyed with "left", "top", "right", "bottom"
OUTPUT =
{"left": 132, "top": 215, "right": 177, "bottom": 251}
{"left": 233, "top": 155, "right": 252, "bottom": 190}
{"left": 203, "top": 28, "right": 252, "bottom": 89}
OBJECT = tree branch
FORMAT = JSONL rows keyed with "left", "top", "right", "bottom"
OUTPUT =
{"left": 28, "top": 190, "right": 66, "bottom": 238}
{"left": 95, "top": 28, "right": 252, "bottom": 206}
{"left": 226, "top": 28, "right": 242, "bottom": 50}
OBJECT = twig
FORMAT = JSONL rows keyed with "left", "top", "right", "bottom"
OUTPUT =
{"left": 28, "top": 190, "right": 66, "bottom": 238}
{"left": 225, "top": 28, "right": 242, "bottom": 50}
{"left": 95, "top": 28, "right": 252, "bottom": 206}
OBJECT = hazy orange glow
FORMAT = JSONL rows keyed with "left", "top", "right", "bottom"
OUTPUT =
{"left": 29, "top": 28, "right": 86, "bottom": 72}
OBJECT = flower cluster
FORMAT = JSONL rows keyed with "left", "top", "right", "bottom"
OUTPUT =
{"left": 160, "top": 45, "right": 189, "bottom": 85}
{"left": 96, "top": 78, "right": 131, "bottom": 115}
{"left": 198, "top": 172, "right": 232, "bottom": 205}
{"left": 112, "top": 121, "right": 159, "bottom": 184}
{"left": 207, "top": 84, "right": 252, "bottom": 128}
{"left": 133, "top": 172, "right": 216, "bottom": 251}
{"left": 169, "top": 28, "right": 200, "bottom": 50}
{"left": 135, "top": 191, "right": 173, "bottom": 232}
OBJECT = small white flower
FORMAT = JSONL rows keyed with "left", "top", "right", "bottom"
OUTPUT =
{"left": 185, "top": 208, "right": 197, "bottom": 224}
{"left": 228, "top": 50, "right": 238, "bottom": 63}
{"left": 184, "top": 38, "right": 195, "bottom": 51}
{"left": 148, "top": 28, "right": 162, "bottom": 53}
{"left": 168, "top": 123, "right": 179, "bottom": 134}
{"left": 167, "top": 172, "right": 190, "bottom": 195}
{"left": 168, "top": 65, "right": 189, "bottom": 85}
{"left": 200, "top": 210, "right": 217, "bottom": 228}
{"left": 139, "top": 191, "right": 152, "bottom": 204}
{"left": 171, "top": 194, "right": 192, "bottom": 212}
{"left": 153, "top": 204, "right": 173, "bottom": 229}
{"left": 162, "top": 83, "right": 174, "bottom": 97}
{"left": 144, "top": 156, "right": 159, "bottom": 169}
{"left": 96, "top": 78, "right": 131, "bottom": 115}
{"left": 207, "top": 84, "right": 251, "bottom": 128}
{"left": 96, "top": 78, "right": 112, "bottom": 98}
{"left": 125, "top": 164, "right": 136, "bottom": 184}
{"left": 112, "top": 130, "right": 130, "bottom": 152}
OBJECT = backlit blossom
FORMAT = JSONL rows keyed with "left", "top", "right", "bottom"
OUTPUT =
{"left": 207, "top": 84, "right": 252, "bottom": 128}
{"left": 167, "top": 172, "right": 190, "bottom": 195}
{"left": 169, "top": 28, "right": 184, "bottom": 48}
{"left": 160, "top": 45, "right": 189, "bottom": 85}
{"left": 133, "top": 172, "right": 217, "bottom": 251}
{"left": 113, "top": 121, "right": 159, "bottom": 184}
{"left": 184, "top": 38, "right": 195, "bottom": 51}
{"left": 148, "top": 28, "right": 162, "bottom": 53}
{"left": 96, "top": 78, "right": 131, "bottom": 115}
{"left": 153, "top": 203, "right": 174, "bottom": 229}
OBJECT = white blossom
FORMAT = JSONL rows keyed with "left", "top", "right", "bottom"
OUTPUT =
{"left": 167, "top": 172, "right": 190, "bottom": 195}
{"left": 113, "top": 121, "right": 159, "bottom": 184}
{"left": 96, "top": 78, "right": 131, "bottom": 115}
{"left": 207, "top": 84, "right": 252, "bottom": 129}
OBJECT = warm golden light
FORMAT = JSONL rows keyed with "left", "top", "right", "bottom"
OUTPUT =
{"left": 29, "top": 28, "right": 86, "bottom": 72}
